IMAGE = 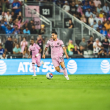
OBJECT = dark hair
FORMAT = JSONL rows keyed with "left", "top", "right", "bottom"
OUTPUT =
{"left": 0, "top": 44, "right": 2, "bottom": 46}
{"left": 52, "top": 31, "right": 57, "bottom": 35}
{"left": 31, "top": 38, "right": 34, "bottom": 41}
{"left": 90, "top": 35, "right": 93, "bottom": 38}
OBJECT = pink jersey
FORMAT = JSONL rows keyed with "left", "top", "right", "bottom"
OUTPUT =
{"left": 46, "top": 39, "right": 64, "bottom": 58}
{"left": 29, "top": 43, "right": 40, "bottom": 58}
{"left": 21, "top": 41, "right": 28, "bottom": 53}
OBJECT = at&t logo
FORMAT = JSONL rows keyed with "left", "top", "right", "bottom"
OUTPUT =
{"left": 101, "top": 60, "right": 110, "bottom": 74}
{"left": 0, "top": 60, "right": 7, "bottom": 75}
{"left": 67, "top": 60, "right": 77, "bottom": 74}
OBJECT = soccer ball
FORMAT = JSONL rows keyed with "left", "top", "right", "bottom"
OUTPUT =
{"left": 46, "top": 73, "right": 53, "bottom": 79}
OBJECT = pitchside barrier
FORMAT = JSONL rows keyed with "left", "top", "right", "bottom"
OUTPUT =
{"left": 0, "top": 59, "right": 110, "bottom": 75}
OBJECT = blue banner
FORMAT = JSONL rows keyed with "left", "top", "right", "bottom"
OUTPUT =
{"left": 0, "top": 59, "right": 110, "bottom": 75}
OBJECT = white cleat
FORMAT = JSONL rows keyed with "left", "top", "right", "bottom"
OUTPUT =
{"left": 65, "top": 76, "right": 70, "bottom": 80}
{"left": 33, "top": 75, "right": 37, "bottom": 76}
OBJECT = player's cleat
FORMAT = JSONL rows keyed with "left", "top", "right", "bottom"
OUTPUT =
{"left": 33, "top": 75, "right": 37, "bottom": 76}
{"left": 65, "top": 76, "right": 69, "bottom": 80}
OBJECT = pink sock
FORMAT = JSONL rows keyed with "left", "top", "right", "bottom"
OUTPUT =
{"left": 32, "top": 64, "right": 36, "bottom": 75}
{"left": 63, "top": 67, "right": 68, "bottom": 76}
{"left": 59, "top": 69, "right": 64, "bottom": 73}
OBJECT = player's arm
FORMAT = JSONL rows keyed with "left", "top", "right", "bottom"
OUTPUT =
{"left": 42, "top": 40, "right": 50, "bottom": 59}
{"left": 42, "top": 47, "right": 48, "bottom": 59}
{"left": 62, "top": 46, "right": 69, "bottom": 59}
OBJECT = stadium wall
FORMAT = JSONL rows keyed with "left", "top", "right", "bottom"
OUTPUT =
{"left": 0, "top": 59, "right": 110, "bottom": 75}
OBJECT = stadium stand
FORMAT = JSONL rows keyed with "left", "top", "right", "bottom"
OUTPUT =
{"left": 0, "top": 0, "right": 110, "bottom": 59}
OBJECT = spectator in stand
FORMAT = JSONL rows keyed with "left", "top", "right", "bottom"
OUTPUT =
{"left": 89, "top": 0, "right": 95, "bottom": 6}
{"left": 92, "top": 11, "right": 97, "bottom": 18}
{"left": 62, "top": 1, "right": 70, "bottom": 12}
{"left": 68, "top": 19, "right": 74, "bottom": 28}
{"left": 17, "top": 11, "right": 22, "bottom": 22}
{"left": 23, "top": 27, "right": 30, "bottom": 35}
{"left": 77, "top": 5, "right": 83, "bottom": 16}
{"left": 39, "top": 24, "right": 45, "bottom": 34}
{"left": 0, "top": 2, "right": 2, "bottom": 15}
{"left": 4, "top": 18, "right": 8, "bottom": 25}
{"left": 80, "top": 14, "right": 87, "bottom": 23}
{"left": 107, "top": 29, "right": 110, "bottom": 39}
{"left": 93, "top": 38, "right": 101, "bottom": 55}
{"left": 70, "top": 2, "right": 77, "bottom": 15}
{"left": 98, "top": 46, "right": 107, "bottom": 58}
{"left": 0, "top": 53, "right": 7, "bottom": 59}
{"left": 19, "top": 27, "right": 23, "bottom": 34}
{"left": 103, "top": 2, "right": 109, "bottom": 14}
{"left": 68, "top": 48, "right": 74, "bottom": 56}
{"left": 101, "top": 37, "right": 109, "bottom": 53}
{"left": 102, "top": 15, "right": 107, "bottom": 23}
{"left": 68, "top": 39, "right": 74, "bottom": 52}
{"left": 98, "top": 20, "right": 103, "bottom": 30}
{"left": 87, "top": 36, "right": 94, "bottom": 51}
{"left": 28, "top": 20, "right": 34, "bottom": 30}
{"left": 5, "top": 36, "right": 13, "bottom": 54}
{"left": 0, "top": 44, "right": 4, "bottom": 55}
{"left": 94, "top": 13, "right": 102, "bottom": 24}
{"left": 100, "top": 26, "right": 108, "bottom": 37}
{"left": 104, "top": 20, "right": 110, "bottom": 31}
{"left": 91, "top": 20, "right": 98, "bottom": 30}
{"left": 82, "top": 0, "right": 89, "bottom": 5}
{"left": 13, "top": 25, "right": 20, "bottom": 34}
{"left": 88, "top": 15, "right": 94, "bottom": 26}
{"left": 5, "top": 11, "right": 11, "bottom": 24}
{"left": 85, "top": 8, "right": 93, "bottom": 18}
{"left": 82, "top": 1, "right": 90, "bottom": 13}
{"left": 13, "top": 38, "right": 18, "bottom": 48}
{"left": 90, "top": 2, "right": 96, "bottom": 12}
{"left": 93, "top": 0, "right": 101, "bottom": 7}
{"left": 96, "top": 4, "right": 102, "bottom": 13}
{"left": 99, "top": 10, "right": 104, "bottom": 18}
{"left": 36, "top": 34, "right": 44, "bottom": 56}
{"left": 73, "top": 45, "right": 79, "bottom": 55}
{"left": 13, "top": 43, "right": 21, "bottom": 54}
{"left": 9, "top": 18, "right": 14, "bottom": 28}
{"left": 78, "top": 46, "right": 84, "bottom": 55}
{"left": 11, "top": 11, "right": 16, "bottom": 21}
{"left": 20, "top": 37, "right": 28, "bottom": 53}
{"left": 30, "top": 25, "right": 37, "bottom": 34}
{"left": 79, "top": 37, "right": 87, "bottom": 49}
{"left": 1, "top": 0, "right": 9, "bottom": 12}
{"left": 1, "top": 25, "right": 15, "bottom": 34}
{"left": 23, "top": 46, "right": 29, "bottom": 58}
{"left": 23, "top": 22, "right": 28, "bottom": 29}
{"left": 12, "top": 0, "right": 21, "bottom": 17}
{"left": 107, "top": 11, "right": 110, "bottom": 20}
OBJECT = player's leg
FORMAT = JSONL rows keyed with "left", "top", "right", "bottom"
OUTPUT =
{"left": 60, "top": 61, "right": 69, "bottom": 80}
{"left": 36, "top": 55, "right": 44, "bottom": 67}
{"left": 32, "top": 58, "right": 36, "bottom": 76}
{"left": 52, "top": 58, "right": 64, "bottom": 73}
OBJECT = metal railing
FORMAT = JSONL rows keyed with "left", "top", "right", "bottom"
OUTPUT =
{"left": 56, "top": 4, "right": 105, "bottom": 41}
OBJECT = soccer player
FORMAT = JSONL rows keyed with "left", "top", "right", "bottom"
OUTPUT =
{"left": 42, "top": 32, "right": 69, "bottom": 80}
{"left": 29, "top": 39, "right": 44, "bottom": 76}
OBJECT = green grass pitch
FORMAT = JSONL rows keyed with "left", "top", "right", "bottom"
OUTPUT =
{"left": 0, "top": 75, "right": 110, "bottom": 110}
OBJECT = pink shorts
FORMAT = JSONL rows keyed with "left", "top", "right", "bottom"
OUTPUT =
{"left": 32, "top": 55, "right": 41, "bottom": 66}
{"left": 52, "top": 56, "right": 64, "bottom": 67}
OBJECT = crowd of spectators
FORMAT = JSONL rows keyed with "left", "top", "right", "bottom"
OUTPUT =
{"left": 60, "top": 0, "right": 110, "bottom": 38}
{"left": 0, "top": 0, "right": 46, "bottom": 35}
{"left": 66, "top": 35, "right": 110, "bottom": 58}
{"left": 0, "top": 34, "right": 44, "bottom": 59}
